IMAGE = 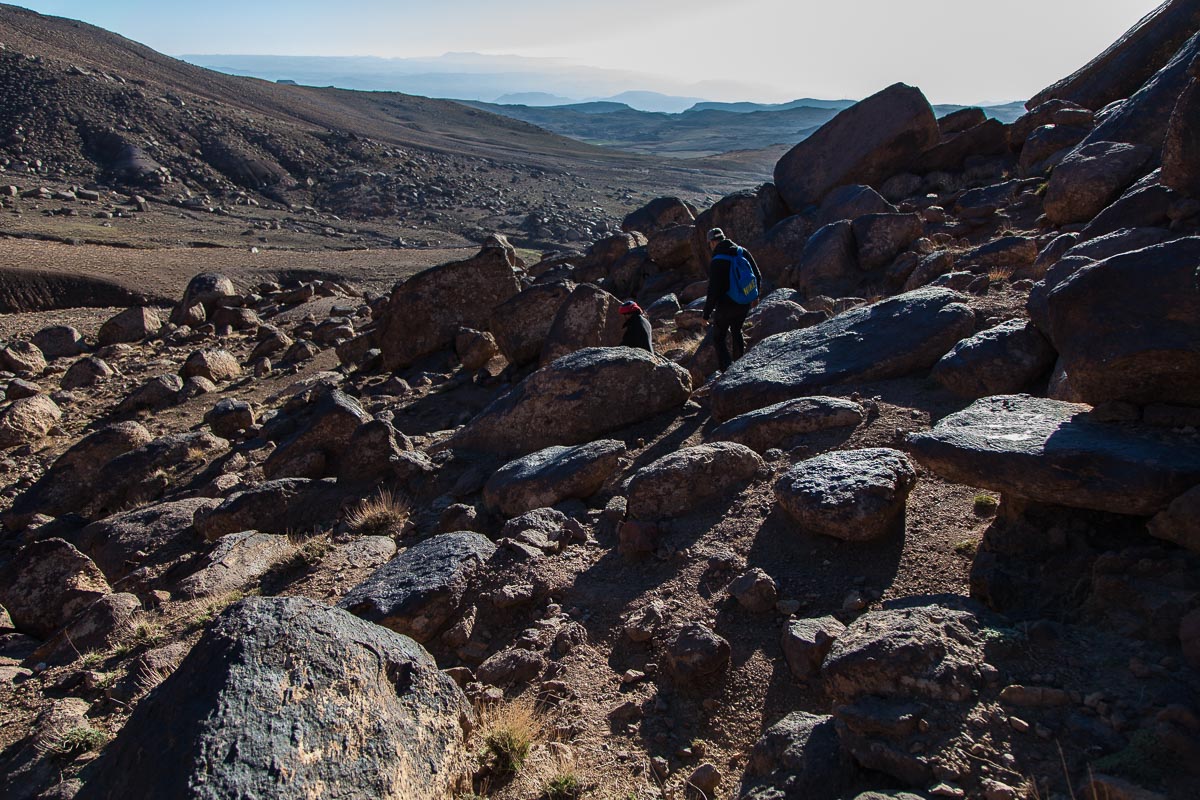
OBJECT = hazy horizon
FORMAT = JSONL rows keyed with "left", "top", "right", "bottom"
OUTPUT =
{"left": 9, "top": 0, "right": 1165, "bottom": 105}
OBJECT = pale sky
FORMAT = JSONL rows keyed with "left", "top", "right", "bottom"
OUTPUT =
{"left": 10, "top": 0, "right": 1166, "bottom": 103}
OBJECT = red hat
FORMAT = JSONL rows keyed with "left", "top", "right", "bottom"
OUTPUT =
{"left": 618, "top": 301, "right": 642, "bottom": 315}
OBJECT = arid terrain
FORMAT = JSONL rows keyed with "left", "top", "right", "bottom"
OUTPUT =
{"left": 1, "top": 2, "right": 1200, "bottom": 800}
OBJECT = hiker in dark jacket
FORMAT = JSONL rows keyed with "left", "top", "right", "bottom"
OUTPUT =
{"left": 703, "top": 227, "right": 762, "bottom": 370}
{"left": 618, "top": 300, "right": 654, "bottom": 354}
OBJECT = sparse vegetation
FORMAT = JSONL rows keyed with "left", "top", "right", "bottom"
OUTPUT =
{"left": 954, "top": 538, "right": 979, "bottom": 557}
{"left": 346, "top": 489, "right": 411, "bottom": 537}
{"left": 1092, "top": 729, "right": 1176, "bottom": 787}
{"left": 544, "top": 772, "right": 581, "bottom": 799}
{"left": 479, "top": 699, "right": 543, "bottom": 775}
{"left": 973, "top": 493, "right": 1000, "bottom": 514}
{"left": 49, "top": 726, "right": 108, "bottom": 759}
{"left": 987, "top": 265, "right": 1015, "bottom": 284}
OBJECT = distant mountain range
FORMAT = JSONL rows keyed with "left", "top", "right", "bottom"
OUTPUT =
{"left": 459, "top": 98, "right": 1029, "bottom": 159}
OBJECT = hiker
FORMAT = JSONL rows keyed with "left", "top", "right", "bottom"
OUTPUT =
{"left": 702, "top": 227, "right": 761, "bottom": 371}
{"left": 618, "top": 300, "right": 654, "bottom": 354}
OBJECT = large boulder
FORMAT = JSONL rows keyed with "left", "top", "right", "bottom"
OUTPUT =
{"left": 115, "top": 374, "right": 183, "bottom": 417}
{"left": 1163, "top": 74, "right": 1200, "bottom": 196}
{"left": 710, "top": 288, "right": 975, "bottom": 421}
{"left": 31, "top": 593, "right": 141, "bottom": 667}
{"left": 914, "top": 118, "right": 1009, "bottom": 173}
{"left": 176, "top": 531, "right": 295, "bottom": 599}
{"left": 815, "top": 183, "right": 899, "bottom": 226}
{"left": 195, "top": 478, "right": 343, "bottom": 540}
{"left": 77, "top": 497, "right": 220, "bottom": 583}
{"left": 97, "top": 306, "right": 161, "bottom": 345}
{"left": 31, "top": 325, "right": 84, "bottom": 359}
{"left": 931, "top": 319, "right": 1056, "bottom": 399}
{"left": 622, "top": 196, "right": 695, "bottom": 235}
{"left": 627, "top": 442, "right": 764, "bottom": 519}
{"left": 708, "top": 396, "right": 865, "bottom": 453}
{"left": 906, "top": 394, "right": 1200, "bottom": 515}
{"left": 0, "top": 538, "right": 110, "bottom": 639}
{"left": 1043, "top": 141, "right": 1154, "bottom": 225}
{"left": 447, "top": 347, "right": 691, "bottom": 459}
{"left": 1027, "top": 0, "right": 1200, "bottom": 111}
{"left": 0, "top": 341, "right": 46, "bottom": 375}
{"left": 170, "top": 272, "right": 236, "bottom": 325}
{"left": 851, "top": 212, "right": 924, "bottom": 271}
{"left": 1042, "top": 237, "right": 1200, "bottom": 406}
{"left": 61, "top": 356, "right": 114, "bottom": 390}
{"left": 740, "top": 711, "right": 855, "bottom": 800}
{"left": 1079, "top": 30, "right": 1200, "bottom": 150}
{"left": 181, "top": 349, "right": 242, "bottom": 384}
{"left": 74, "top": 596, "right": 470, "bottom": 800}
{"left": 263, "top": 390, "right": 371, "bottom": 479}
{"left": 5, "top": 421, "right": 152, "bottom": 527}
{"left": 774, "top": 448, "right": 917, "bottom": 541}
{"left": 774, "top": 83, "right": 939, "bottom": 212}
{"left": 378, "top": 241, "right": 521, "bottom": 369}
{"left": 483, "top": 439, "right": 626, "bottom": 517}
{"left": 489, "top": 280, "right": 576, "bottom": 367}
{"left": 540, "top": 283, "right": 625, "bottom": 365}
{"left": 790, "top": 221, "right": 859, "bottom": 298}
{"left": 338, "top": 532, "right": 496, "bottom": 643}
{"left": 690, "top": 186, "right": 786, "bottom": 279}
{"left": 91, "top": 431, "right": 226, "bottom": 515}
{"left": 0, "top": 395, "right": 61, "bottom": 448}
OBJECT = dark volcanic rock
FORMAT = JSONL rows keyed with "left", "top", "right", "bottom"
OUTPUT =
{"left": 483, "top": 439, "right": 626, "bottom": 517}
{"left": 1163, "top": 75, "right": 1200, "bottom": 196}
{"left": 774, "top": 448, "right": 917, "bottom": 541}
{"left": 740, "top": 711, "right": 855, "bottom": 800}
{"left": 851, "top": 212, "right": 923, "bottom": 271}
{"left": 75, "top": 596, "right": 470, "bottom": 800}
{"left": 97, "top": 306, "right": 161, "bottom": 345}
{"left": 774, "top": 83, "right": 939, "bottom": 211}
{"left": 378, "top": 241, "right": 521, "bottom": 369}
{"left": 0, "top": 538, "right": 110, "bottom": 639}
{"left": 931, "top": 319, "right": 1056, "bottom": 398}
{"left": 708, "top": 396, "right": 864, "bottom": 453}
{"left": 622, "top": 196, "right": 695, "bottom": 235}
{"left": 1043, "top": 237, "right": 1200, "bottom": 406}
{"left": 627, "top": 442, "right": 764, "bottom": 520}
{"left": 1027, "top": 0, "right": 1200, "bottom": 111}
{"left": 667, "top": 622, "right": 730, "bottom": 682}
{"left": 263, "top": 389, "right": 370, "bottom": 479}
{"left": 790, "top": 220, "right": 859, "bottom": 298}
{"left": 540, "top": 283, "right": 625, "bottom": 364}
{"left": 170, "top": 272, "right": 235, "bottom": 325}
{"left": 1080, "top": 30, "right": 1200, "bottom": 150}
{"left": 490, "top": 280, "right": 575, "bottom": 367}
{"left": 338, "top": 532, "right": 496, "bottom": 643}
{"left": 907, "top": 394, "right": 1200, "bottom": 515}
{"left": 31, "top": 325, "right": 85, "bottom": 359}
{"left": 194, "top": 478, "right": 343, "bottom": 540}
{"left": 448, "top": 347, "right": 691, "bottom": 458}
{"left": 1043, "top": 141, "right": 1154, "bottom": 225}
{"left": 710, "top": 288, "right": 974, "bottom": 421}
{"left": 77, "top": 497, "right": 220, "bottom": 583}
{"left": 6, "top": 421, "right": 151, "bottom": 527}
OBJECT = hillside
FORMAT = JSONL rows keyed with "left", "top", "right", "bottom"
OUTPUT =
{"left": 0, "top": 4, "right": 761, "bottom": 252}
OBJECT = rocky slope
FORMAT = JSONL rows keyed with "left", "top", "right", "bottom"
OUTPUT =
{"left": 1, "top": 3, "right": 1200, "bottom": 800}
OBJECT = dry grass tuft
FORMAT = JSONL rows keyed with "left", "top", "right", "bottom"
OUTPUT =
{"left": 988, "top": 265, "right": 1015, "bottom": 284}
{"left": 479, "top": 697, "right": 544, "bottom": 776}
{"left": 46, "top": 725, "right": 108, "bottom": 760}
{"left": 346, "top": 489, "right": 410, "bottom": 537}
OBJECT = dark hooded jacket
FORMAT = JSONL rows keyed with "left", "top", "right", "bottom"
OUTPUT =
{"left": 621, "top": 311, "right": 654, "bottom": 354}
{"left": 703, "top": 239, "right": 763, "bottom": 319}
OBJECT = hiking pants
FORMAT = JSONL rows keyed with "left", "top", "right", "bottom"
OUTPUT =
{"left": 711, "top": 302, "right": 751, "bottom": 370}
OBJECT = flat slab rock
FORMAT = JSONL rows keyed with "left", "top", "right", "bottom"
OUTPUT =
{"left": 708, "top": 396, "right": 865, "bottom": 453}
{"left": 338, "top": 532, "right": 496, "bottom": 643}
{"left": 483, "top": 439, "right": 626, "bottom": 517}
{"left": 710, "top": 288, "right": 974, "bottom": 421}
{"left": 74, "top": 596, "right": 470, "bottom": 800}
{"left": 907, "top": 394, "right": 1200, "bottom": 515}
{"left": 774, "top": 448, "right": 917, "bottom": 541}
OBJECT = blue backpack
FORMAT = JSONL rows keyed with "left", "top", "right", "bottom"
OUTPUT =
{"left": 715, "top": 246, "right": 759, "bottom": 304}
